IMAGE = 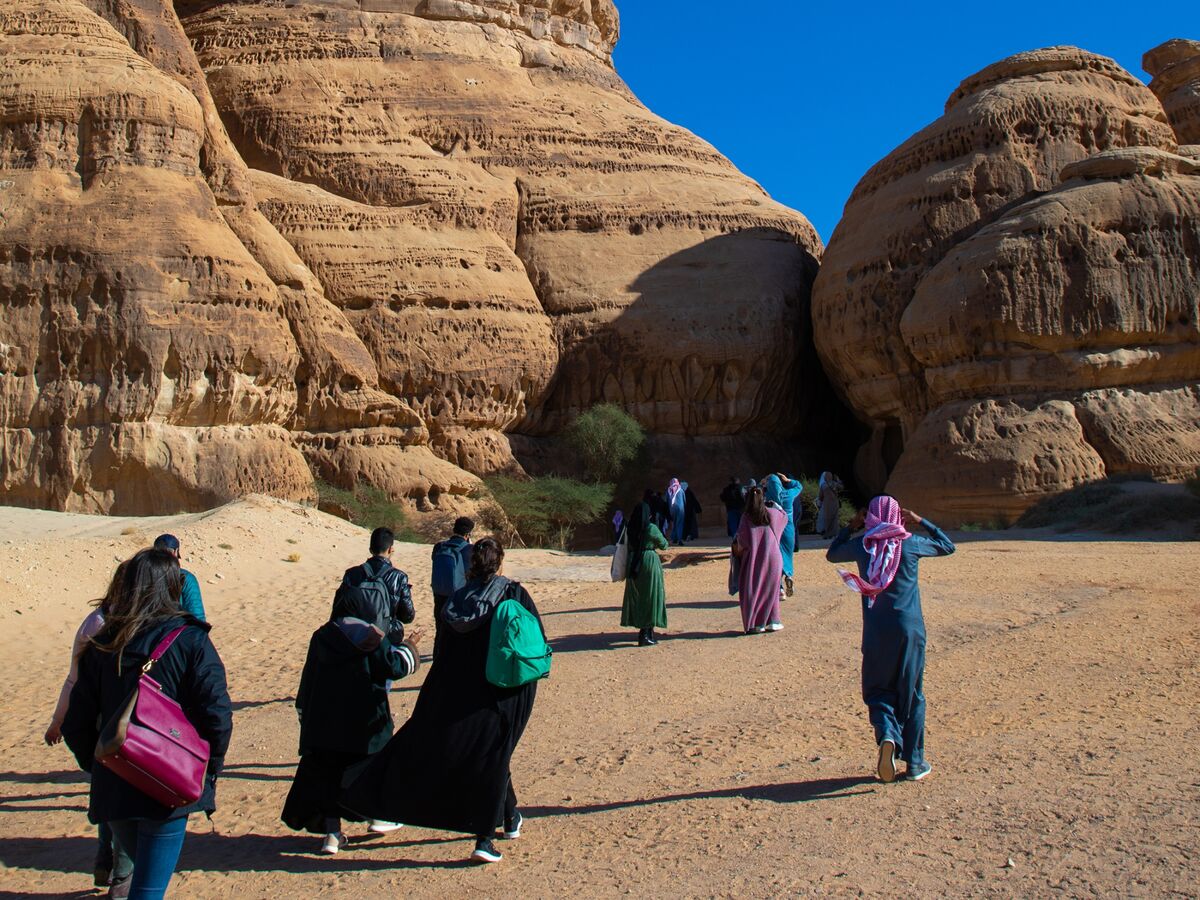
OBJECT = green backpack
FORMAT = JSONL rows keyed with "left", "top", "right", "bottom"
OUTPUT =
{"left": 486, "top": 593, "right": 552, "bottom": 689}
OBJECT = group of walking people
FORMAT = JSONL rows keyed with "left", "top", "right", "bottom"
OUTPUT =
{"left": 46, "top": 470, "right": 954, "bottom": 897}
{"left": 617, "top": 474, "right": 955, "bottom": 787}
{"left": 45, "top": 518, "right": 545, "bottom": 898}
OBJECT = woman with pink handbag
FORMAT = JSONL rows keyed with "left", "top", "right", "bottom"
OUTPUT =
{"left": 63, "top": 549, "right": 232, "bottom": 899}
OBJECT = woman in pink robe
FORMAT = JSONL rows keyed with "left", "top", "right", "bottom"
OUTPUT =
{"left": 733, "top": 487, "right": 787, "bottom": 634}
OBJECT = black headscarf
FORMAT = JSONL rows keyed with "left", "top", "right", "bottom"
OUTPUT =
{"left": 625, "top": 502, "right": 651, "bottom": 579}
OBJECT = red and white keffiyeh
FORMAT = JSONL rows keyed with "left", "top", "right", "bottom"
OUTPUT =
{"left": 838, "top": 495, "right": 911, "bottom": 607}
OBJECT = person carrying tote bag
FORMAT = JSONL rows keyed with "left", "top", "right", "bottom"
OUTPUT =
{"left": 63, "top": 549, "right": 232, "bottom": 900}
{"left": 610, "top": 525, "right": 629, "bottom": 582}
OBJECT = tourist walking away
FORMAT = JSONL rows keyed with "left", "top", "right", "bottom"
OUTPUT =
{"left": 720, "top": 476, "right": 745, "bottom": 538}
{"left": 620, "top": 502, "right": 669, "bottom": 646}
{"left": 337, "top": 527, "right": 415, "bottom": 645}
{"left": 826, "top": 496, "right": 955, "bottom": 783}
{"left": 648, "top": 490, "right": 670, "bottom": 533}
{"left": 816, "top": 471, "right": 845, "bottom": 539}
{"left": 44, "top": 563, "right": 133, "bottom": 893}
{"left": 430, "top": 517, "right": 474, "bottom": 652}
{"left": 666, "top": 478, "right": 686, "bottom": 544}
{"left": 763, "top": 473, "right": 803, "bottom": 596}
{"left": 153, "top": 534, "right": 206, "bottom": 620}
{"left": 343, "top": 538, "right": 544, "bottom": 864}
{"left": 682, "top": 483, "right": 702, "bottom": 542}
{"left": 282, "top": 612, "right": 423, "bottom": 854}
{"left": 733, "top": 487, "right": 787, "bottom": 634}
{"left": 62, "top": 549, "right": 232, "bottom": 900}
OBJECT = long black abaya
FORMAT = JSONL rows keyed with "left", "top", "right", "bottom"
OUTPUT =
{"left": 341, "top": 577, "right": 540, "bottom": 837}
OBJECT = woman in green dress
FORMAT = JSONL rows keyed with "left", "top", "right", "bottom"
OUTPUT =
{"left": 621, "top": 502, "right": 668, "bottom": 646}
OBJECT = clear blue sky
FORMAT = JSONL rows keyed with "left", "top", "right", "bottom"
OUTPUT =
{"left": 611, "top": 1, "right": 1188, "bottom": 242}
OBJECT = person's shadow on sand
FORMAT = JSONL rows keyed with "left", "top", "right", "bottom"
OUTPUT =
{"left": 522, "top": 776, "right": 877, "bottom": 816}
{"left": 550, "top": 629, "right": 743, "bottom": 653}
{"left": 0, "top": 831, "right": 477, "bottom": 877}
{"left": 0, "top": 777, "right": 873, "bottom": 881}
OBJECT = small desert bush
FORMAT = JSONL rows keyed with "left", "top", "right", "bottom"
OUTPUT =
{"left": 285, "top": 552, "right": 301, "bottom": 563}
{"left": 484, "top": 475, "right": 613, "bottom": 550}
{"left": 218, "top": 543, "right": 233, "bottom": 550}
{"left": 563, "top": 404, "right": 645, "bottom": 484}
{"left": 315, "top": 480, "right": 420, "bottom": 542}
{"left": 791, "top": 474, "right": 855, "bottom": 531}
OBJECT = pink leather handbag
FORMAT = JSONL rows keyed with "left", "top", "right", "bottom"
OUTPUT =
{"left": 95, "top": 627, "right": 211, "bottom": 808}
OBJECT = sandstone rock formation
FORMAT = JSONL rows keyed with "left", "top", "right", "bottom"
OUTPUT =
{"left": 0, "top": 0, "right": 823, "bottom": 517}
{"left": 1145, "top": 39, "right": 1200, "bottom": 145}
{"left": 814, "top": 44, "right": 1200, "bottom": 523}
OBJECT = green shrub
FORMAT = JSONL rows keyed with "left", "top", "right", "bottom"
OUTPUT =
{"left": 563, "top": 404, "right": 645, "bottom": 483}
{"left": 485, "top": 475, "right": 613, "bottom": 550}
{"left": 792, "top": 474, "right": 855, "bottom": 530}
{"left": 315, "top": 480, "right": 420, "bottom": 542}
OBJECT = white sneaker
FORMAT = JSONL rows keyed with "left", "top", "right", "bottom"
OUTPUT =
{"left": 320, "top": 832, "right": 345, "bottom": 855}
{"left": 766, "top": 623, "right": 784, "bottom": 632}
{"left": 877, "top": 739, "right": 897, "bottom": 783}
{"left": 368, "top": 820, "right": 404, "bottom": 834}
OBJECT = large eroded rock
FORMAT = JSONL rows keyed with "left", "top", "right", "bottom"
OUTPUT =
{"left": 812, "top": 46, "right": 1200, "bottom": 523}
{"left": 1145, "top": 39, "right": 1200, "bottom": 144}
{"left": 813, "top": 47, "right": 1175, "bottom": 435}
{"left": 179, "top": 0, "right": 823, "bottom": 442}
{"left": 1, "top": 0, "right": 824, "bottom": 517}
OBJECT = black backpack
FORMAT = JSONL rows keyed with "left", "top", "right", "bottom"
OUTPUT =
{"left": 333, "top": 567, "right": 403, "bottom": 644}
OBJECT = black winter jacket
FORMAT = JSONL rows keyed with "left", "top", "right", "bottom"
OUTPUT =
{"left": 338, "top": 556, "right": 415, "bottom": 642}
{"left": 296, "top": 618, "right": 420, "bottom": 756}
{"left": 62, "top": 616, "right": 232, "bottom": 824}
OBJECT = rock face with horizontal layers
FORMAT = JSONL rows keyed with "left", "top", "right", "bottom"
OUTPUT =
{"left": 0, "top": 0, "right": 824, "bottom": 517}
{"left": 178, "top": 0, "right": 822, "bottom": 440}
{"left": 814, "top": 46, "right": 1200, "bottom": 524}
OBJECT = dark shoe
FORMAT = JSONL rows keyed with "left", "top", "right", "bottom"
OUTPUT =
{"left": 93, "top": 866, "right": 111, "bottom": 888}
{"left": 784, "top": 575, "right": 794, "bottom": 597}
{"left": 877, "top": 739, "right": 897, "bottom": 783}
{"left": 502, "top": 810, "right": 522, "bottom": 839}
{"left": 645, "top": 628, "right": 659, "bottom": 645}
{"left": 905, "top": 761, "right": 932, "bottom": 781}
{"left": 471, "top": 838, "right": 503, "bottom": 863}
{"left": 108, "top": 874, "right": 132, "bottom": 900}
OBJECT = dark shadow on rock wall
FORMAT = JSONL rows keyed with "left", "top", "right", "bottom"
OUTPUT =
{"left": 510, "top": 228, "right": 864, "bottom": 531}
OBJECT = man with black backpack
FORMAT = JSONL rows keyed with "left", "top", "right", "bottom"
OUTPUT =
{"left": 430, "top": 517, "right": 474, "bottom": 649}
{"left": 335, "top": 528, "right": 415, "bottom": 648}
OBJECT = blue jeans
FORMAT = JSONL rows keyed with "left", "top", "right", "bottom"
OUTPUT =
{"left": 109, "top": 816, "right": 188, "bottom": 899}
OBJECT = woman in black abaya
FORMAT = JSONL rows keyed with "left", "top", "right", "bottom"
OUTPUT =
{"left": 341, "top": 538, "right": 542, "bottom": 864}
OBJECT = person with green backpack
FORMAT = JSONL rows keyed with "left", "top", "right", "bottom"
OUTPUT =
{"left": 342, "top": 538, "right": 548, "bottom": 865}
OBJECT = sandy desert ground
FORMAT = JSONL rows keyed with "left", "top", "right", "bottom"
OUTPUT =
{"left": 0, "top": 495, "right": 1197, "bottom": 898}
